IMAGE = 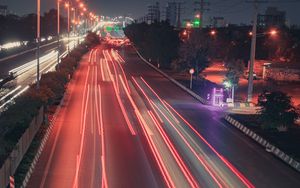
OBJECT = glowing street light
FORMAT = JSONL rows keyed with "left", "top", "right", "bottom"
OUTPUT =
{"left": 269, "top": 29, "right": 278, "bottom": 36}
{"left": 210, "top": 30, "right": 216, "bottom": 36}
{"left": 79, "top": 2, "right": 84, "bottom": 8}
{"left": 189, "top": 68, "right": 195, "bottom": 89}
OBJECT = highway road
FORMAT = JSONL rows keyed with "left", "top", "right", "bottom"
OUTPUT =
{"left": 122, "top": 44, "right": 300, "bottom": 187}
{"left": 26, "top": 40, "right": 300, "bottom": 188}
{"left": 27, "top": 47, "right": 164, "bottom": 188}
{"left": 0, "top": 38, "right": 79, "bottom": 112}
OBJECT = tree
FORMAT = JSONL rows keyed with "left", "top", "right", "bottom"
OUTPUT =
{"left": 172, "top": 29, "right": 210, "bottom": 76}
{"left": 224, "top": 59, "right": 245, "bottom": 86}
{"left": 258, "top": 91, "right": 299, "bottom": 131}
{"left": 124, "top": 21, "right": 180, "bottom": 68}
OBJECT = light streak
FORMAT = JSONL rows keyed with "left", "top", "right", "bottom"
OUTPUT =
{"left": 164, "top": 101, "right": 255, "bottom": 188}
{"left": 0, "top": 86, "right": 29, "bottom": 110}
{"left": 148, "top": 111, "right": 199, "bottom": 188}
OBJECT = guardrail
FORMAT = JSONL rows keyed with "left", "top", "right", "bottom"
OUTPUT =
{"left": 134, "top": 48, "right": 207, "bottom": 105}
{"left": 224, "top": 115, "right": 300, "bottom": 172}
{"left": 0, "top": 41, "right": 57, "bottom": 63}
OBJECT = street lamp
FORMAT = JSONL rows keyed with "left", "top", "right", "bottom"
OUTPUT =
{"left": 36, "top": 0, "right": 41, "bottom": 90}
{"left": 189, "top": 68, "right": 195, "bottom": 89}
{"left": 210, "top": 30, "right": 216, "bottom": 36}
{"left": 247, "top": 26, "right": 278, "bottom": 102}
{"left": 57, "top": 0, "right": 61, "bottom": 67}
{"left": 269, "top": 29, "right": 278, "bottom": 36}
{"left": 65, "top": 2, "right": 70, "bottom": 54}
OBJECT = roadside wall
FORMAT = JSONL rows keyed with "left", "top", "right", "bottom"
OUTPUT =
{"left": 0, "top": 107, "right": 44, "bottom": 188}
{"left": 266, "top": 67, "right": 300, "bottom": 81}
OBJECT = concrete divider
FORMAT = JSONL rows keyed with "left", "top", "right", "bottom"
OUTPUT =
{"left": 224, "top": 115, "right": 300, "bottom": 172}
{"left": 134, "top": 48, "right": 207, "bottom": 105}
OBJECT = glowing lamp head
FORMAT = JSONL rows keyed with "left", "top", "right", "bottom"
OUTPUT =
{"left": 270, "top": 29, "right": 278, "bottom": 36}
{"left": 249, "top": 31, "right": 253, "bottom": 36}
{"left": 186, "top": 22, "right": 192, "bottom": 28}
{"left": 195, "top": 14, "right": 200, "bottom": 19}
{"left": 210, "top": 30, "right": 216, "bottom": 36}
{"left": 189, "top": 68, "right": 195, "bottom": 74}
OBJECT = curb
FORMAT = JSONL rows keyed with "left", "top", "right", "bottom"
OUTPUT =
{"left": 224, "top": 115, "right": 300, "bottom": 172}
{"left": 134, "top": 48, "right": 207, "bottom": 105}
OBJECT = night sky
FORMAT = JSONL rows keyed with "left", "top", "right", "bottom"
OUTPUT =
{"left": 2, "top": 0, "right": 300, "bottom": 25}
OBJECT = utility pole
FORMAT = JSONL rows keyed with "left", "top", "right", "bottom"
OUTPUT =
{"left": 247, "top": 1, "right": 258, "bottom": 103}
{"left": 246, "top": 0, "right": 268, "bottom": 102}
{"left": 194, "top": 0, "right": 209, "bottom": 28}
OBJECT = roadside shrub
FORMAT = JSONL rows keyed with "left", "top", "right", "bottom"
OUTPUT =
{"left": 0, "top": 32, "right": 99, "bottom": 167}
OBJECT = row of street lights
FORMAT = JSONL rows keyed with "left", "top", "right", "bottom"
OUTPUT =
{"left": 36, "top": 0, "right": 98, "bottom": 89}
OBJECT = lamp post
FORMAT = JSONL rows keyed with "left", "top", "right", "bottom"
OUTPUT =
{"left": 57, "top": 0, "right": 61, "bottom": 67}
{"left": 65, "top": 2, "right": 70, "bottom": 54}
{"left": 189, "top": 68, "right": 195, "bottom": 89}
{"left": 36, "top": 0, "right": 40, "bottom": 90}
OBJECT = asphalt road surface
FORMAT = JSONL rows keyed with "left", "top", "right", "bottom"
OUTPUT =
{"left": 27, "top": 42, "right": 300, "bottom": 188}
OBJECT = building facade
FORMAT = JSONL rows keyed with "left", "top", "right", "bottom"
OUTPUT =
{"left": 147, "top": 2, "right": 160, "bottom": 24}
{"left": 0, "top": 5, "right": 8, "bottom": 16}
{"left": 258, "top": 7, "right": 286, "bottom": 28}
{"left": 165, "top": 2, "right": 177, "bottom": 27}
